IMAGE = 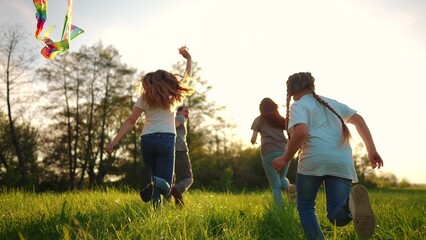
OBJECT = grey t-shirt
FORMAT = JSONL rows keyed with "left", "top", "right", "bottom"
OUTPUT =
{"left": 175, "top": 115, "right": 188, "bottom": 151}
{"left": 251, "top": 116, "right": 287, "bottom": 156}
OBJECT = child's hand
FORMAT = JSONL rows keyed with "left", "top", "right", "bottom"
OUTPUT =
{"left": 272, "top": 156, "right": 288, "bottom": 172}
{"left": 368, "top": 150, "right": 383, "bottom": 169}
{"left": 178, "top": 45, "right": 191, "bottom": 60}
{"left": 105, "top": 142, "right": 117, "bottom": 156}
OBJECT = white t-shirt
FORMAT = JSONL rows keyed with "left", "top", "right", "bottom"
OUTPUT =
{"left": 288, "top": 94, "right": 358, "bottom": 182}
{"left": 134, "top": 97, "right": 175, "bottom": 136}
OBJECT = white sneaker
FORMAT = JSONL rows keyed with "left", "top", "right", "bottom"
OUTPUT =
{"left": 287, "top": 184, "right": 297, "bottom": 202}
{"left": 349, "top": 185, "right": 376, "bottom": 240}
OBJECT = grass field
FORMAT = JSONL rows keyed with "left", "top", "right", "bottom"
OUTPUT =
{"left": 0, "top": 187, "right": 424, "bottom": 239}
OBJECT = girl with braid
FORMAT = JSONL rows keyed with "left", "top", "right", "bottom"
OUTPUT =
{"left": 250, "top": 98, "right": 296, "bottom": 207}
{"left": 272, "top": 72, "right": 383, "bottom": 240}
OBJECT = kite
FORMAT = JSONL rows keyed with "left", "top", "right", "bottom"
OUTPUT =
{"left": 33, "top": 0, "right": 84, "bottom": 59}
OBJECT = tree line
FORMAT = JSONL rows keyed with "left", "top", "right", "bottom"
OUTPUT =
{"left": 0, "top": 25, "right": 409, "bottom": 192}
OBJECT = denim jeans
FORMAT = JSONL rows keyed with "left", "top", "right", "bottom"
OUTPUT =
{"left": 262, "top": 151, "right": 290, "bottom": 207}
{"left": 140, "top": 133, "right": 175, "bottom": 208}
{"left": 296, "top": 173, "right": 353, "bottom": 240}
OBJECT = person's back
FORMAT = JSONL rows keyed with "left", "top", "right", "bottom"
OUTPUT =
{"left": 251, "top": 97, "right": 295, "bottom": 206}
{"left": 135, "top": 97, "right": 175, "bottom": 135}
{"left": 252, "top": 115, "right": 286, "bottom": 156}
{"left": 105, "top": 46, "right": 194, "bottom": 209}
{"left": 291, "top": 94, "right": 357, "bottom": 181}
{"left": 272, "top": 72, "right": 383, "bottom": 240}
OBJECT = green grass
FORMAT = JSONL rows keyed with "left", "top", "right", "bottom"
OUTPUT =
{"left": 0, "top": 188, "right": 424, "bottom": 239}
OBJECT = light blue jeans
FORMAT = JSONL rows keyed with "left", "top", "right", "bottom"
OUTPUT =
{"left": 141, "top": 133, "right": 175, "bottom": 208}
{"left": 296, "top": 173, "right": 353, "bottom": 240}
{"left": 262, "top": 151, "right": 291, "bottom": 207}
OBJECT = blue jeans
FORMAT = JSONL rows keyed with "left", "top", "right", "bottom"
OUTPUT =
{"left": 262, "top": 151, "right": 290, "bottom": 207}
{"left": 296, "top": 173, "right": 353, "bottom": 240}
{"left": 140, "top": 133, "right": 175, "bottom": 208}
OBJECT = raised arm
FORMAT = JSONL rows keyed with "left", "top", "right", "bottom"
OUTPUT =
{"left": 348, "top": 113, "right": 383, "bottom": 169}
{"left": 178, "top": 46, "right": 192, "bottom": 79}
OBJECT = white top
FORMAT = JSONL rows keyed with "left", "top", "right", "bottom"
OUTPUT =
{"left": 288, "top": 94, "right": 358, "bottom": 182}
{"left": 134, "top": 97, "right": 176, "bottom": 136}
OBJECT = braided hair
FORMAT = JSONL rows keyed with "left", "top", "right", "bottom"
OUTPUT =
{"left": 285, "top": 72, "right": 351, "bottom": 144}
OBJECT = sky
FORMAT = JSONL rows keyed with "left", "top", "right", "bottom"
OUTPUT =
{"left": 1, "top": 0, "right": 426, "bottom": 184}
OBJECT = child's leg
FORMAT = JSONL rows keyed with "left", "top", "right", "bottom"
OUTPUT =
{"left": 152, "top": 133, "right": 175, "bottom": 207}
{"left": 278, "top": 158, "right": 290, "bottom": 190}
{"left": 262, "top": 151, "right": 285, "bottom": 207}
{"left": 153, "top": 176, "right": 171, "bottom": 195}
{"left": 296, "top": 173, "right": 325, "bottom": 240}
{"left": 174, "top": 151, "right": 193, "bottom": 193}
{"left": 349, "top": 185, "right": 376, "bottom": 239}
{"left": 324, "top": 176, "right": 352, "bottom": 226}
{"left": 141, "top": 133, "right": 175, "bottom": 209}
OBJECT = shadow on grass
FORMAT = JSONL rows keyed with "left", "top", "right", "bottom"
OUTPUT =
{"left": 0, "top": 199, "right": 150, "bottom": 240}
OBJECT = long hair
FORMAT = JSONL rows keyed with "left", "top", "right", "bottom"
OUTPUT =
{"left": 259, "top": 98, "right": 286, "bottom": 129}
{"left": 137, "top": 70, "right": 194, "bottom": 109}
{"left": 285, "top": 72, "right": 351, "bottom": 144}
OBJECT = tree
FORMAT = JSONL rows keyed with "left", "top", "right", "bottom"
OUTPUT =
{"left": 37, "top": 52, "right": 79, "bottom": 189}
{"left": 107, "top": 78, "right": 141, "bottom": 188}
{"left": 211, "top": 116, "right": 239, "bottom": 157}
{"left": 37, "top": 41, "right": 136, "bottom": 189}
{"left": 0, "top": 111, "right": 39, "bottom": 188}
{"left": 96, "top": 46, "right": 136, "bottom": 185}
{"left": 353, "top": 143, "right": 379, "bottom": 187}
{"left": 0, "top": 24, "right": 37, "bottom": 186}
{"left": 37, "top": 114, "right": 74, "bottom": 191}
{"left": 172, "top": 60, "right": 225, "bottom": 155}
{"left": 230, "top": 147, "right": 267, "bottom": 190}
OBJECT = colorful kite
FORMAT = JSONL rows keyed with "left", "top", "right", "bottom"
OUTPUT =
{"left": 33, "top": 0, "right": 84, "bottom": 59}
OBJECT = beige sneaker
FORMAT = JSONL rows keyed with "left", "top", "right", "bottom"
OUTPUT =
{"left": 349, "top": 185, "right": 376, "bottom": 240}
{"left": 287, "top": 184, "right": 297, "bottom": 202}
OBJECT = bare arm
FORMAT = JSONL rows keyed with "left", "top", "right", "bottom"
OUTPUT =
{"left": 106, "top": 107, "right": 143, "bottom": 155}
{"left": 348, "top": 113, "right": 383, "bottom": 169}
{"left": 272, "top": 123, "right": 308, "bottom": 172}
{"left": 175, "top": 119, "right": 182, "bottom": 128}
{"left": 178, "top": 46, "right": 192, "bottom": 78}
{"left": 251, "top": 130, "right": 258, "bottom": 145}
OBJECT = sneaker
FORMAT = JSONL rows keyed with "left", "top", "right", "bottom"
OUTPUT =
{"left": 139, "top": 167, "right": 154, "bottom": 203}
{"left": 349, "top": 185, "right": 376, "bottom": 240}
{"left": 171, "top": 186, "right": 184, "bottom": 206}
{"left": 287, "top": 184, "right": 297, "bottom": 202}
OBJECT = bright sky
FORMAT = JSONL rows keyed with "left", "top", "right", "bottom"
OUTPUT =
{"left": 1, "top": 0, "right": 426, "bottom": 184}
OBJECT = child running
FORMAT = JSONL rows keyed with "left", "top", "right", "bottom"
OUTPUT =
{"left": 106, "top": 46, "right": 193, "bottom": 209}
{"left": 250, "top": 97, "right": 296, "bottom": 207}
{"left": 272, "top": 72, "right": 383, "bottom": 240}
